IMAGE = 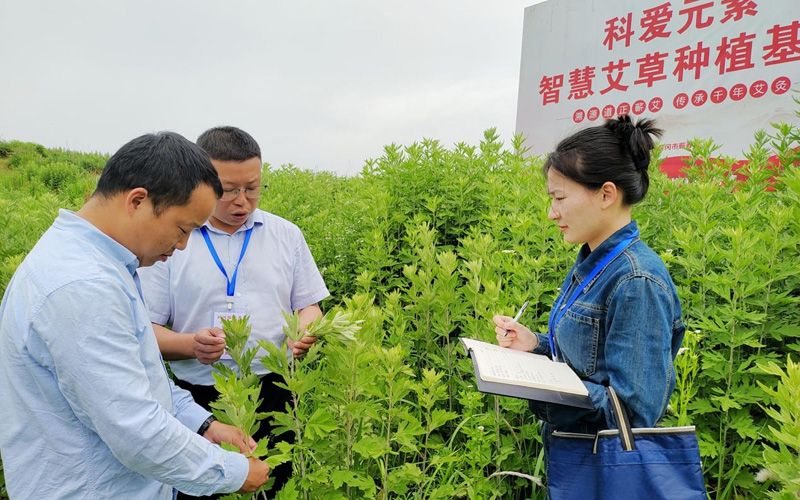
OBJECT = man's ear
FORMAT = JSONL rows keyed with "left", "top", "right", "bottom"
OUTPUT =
{"left": 124, "top": 187, "right": 150, "bottom": 216}
{"left": 600, "top": 181, "right": 619, "bottom": 209}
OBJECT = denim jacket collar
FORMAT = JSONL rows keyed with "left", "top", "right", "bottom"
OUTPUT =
{"left": 570, "top": 220, "right": 640, "bottom": 287}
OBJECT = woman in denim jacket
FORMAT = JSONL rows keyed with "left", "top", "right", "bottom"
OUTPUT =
{"left": 493, "top": 115, "right": 685, "bottom": 448}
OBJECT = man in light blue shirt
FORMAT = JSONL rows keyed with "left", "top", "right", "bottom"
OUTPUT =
{"left": 0, "top": 132, "right": 270, "bottom": 499}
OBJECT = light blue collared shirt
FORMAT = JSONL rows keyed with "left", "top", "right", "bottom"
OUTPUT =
{"left": 0, "top": 210, "right": 249, "bottom": 499}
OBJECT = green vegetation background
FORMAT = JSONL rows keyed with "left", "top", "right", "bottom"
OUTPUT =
{"left": 0, "top": 123, "right": 798, "bottom": 499}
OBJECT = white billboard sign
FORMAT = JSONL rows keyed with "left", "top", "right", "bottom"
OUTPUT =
{"left": 516, "top": 0, "right": 800, "bottom": 175}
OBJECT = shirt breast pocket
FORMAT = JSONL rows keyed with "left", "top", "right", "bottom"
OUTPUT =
{"left": 557, "top": 307, "right": 601, "bottom": 377}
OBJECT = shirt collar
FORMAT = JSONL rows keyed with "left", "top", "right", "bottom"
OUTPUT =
{"left": 571, "top": 220, "right": 639, "bottom": 285}
{"left": 53, "top": 209, "right": 140, "bottom": 274}
{"left": 201, "top": 210, "right": 264, "bottom": 235}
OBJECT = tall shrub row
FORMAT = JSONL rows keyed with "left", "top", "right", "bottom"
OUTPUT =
{"left": 0, "top": 122, "right": 798, "bottom": 499}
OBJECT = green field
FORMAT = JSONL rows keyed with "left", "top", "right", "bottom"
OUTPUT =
{"left": 0, "top": 124, "right": 798, "bottom": 499}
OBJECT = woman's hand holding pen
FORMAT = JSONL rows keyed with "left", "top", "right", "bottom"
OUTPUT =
{"left": 493, "top": 315, "right": 539, "bottom": 352}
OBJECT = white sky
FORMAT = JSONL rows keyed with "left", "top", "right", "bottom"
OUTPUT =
{"left": 0, "top": 0, "right": 544, "bottom": 175}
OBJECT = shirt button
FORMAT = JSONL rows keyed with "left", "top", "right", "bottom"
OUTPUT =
{"left": 236, "top": 293, "right": 242, "bottom": 297}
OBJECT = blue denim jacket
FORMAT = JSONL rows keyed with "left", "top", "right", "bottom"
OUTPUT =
{"left": 531, "top": 221, "right": 685, "bottom": 433}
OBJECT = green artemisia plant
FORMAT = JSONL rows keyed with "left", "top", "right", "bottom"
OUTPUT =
{"left": 210, "top": 315, "right": 277, "bottom": 500}
{"left": 756, "top": 356, "right": 800, "bottom": 499}
{"left": 1, "top": 118, "right": 799, "bottom": 499}
{"left": 0, "top": 460, "right": 6, "bottom": 500}
{"left": 258, "top": 308, "right": 361, "bottom": 500}
{"left": 667, "top": 133, "right": 800, "bottom": 500}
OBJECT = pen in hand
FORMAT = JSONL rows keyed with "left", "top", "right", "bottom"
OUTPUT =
{"left": 504, "top": 300, "right": 529, "bottom": 337}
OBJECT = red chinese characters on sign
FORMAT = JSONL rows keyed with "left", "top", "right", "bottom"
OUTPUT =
{"left": 570, "top": 76, "right": 798, "bottom": 117}
{"left": 663, "top": 142, "right": 689, "bottom": 151}
{"left": 715, "top": 32, "right": 756, "bottom": 74}
{"left": 720, "top": 0, "right": 758, "bottom": 24}
{"left": 648, "top": 97, "right": 664, "bottom": 112}
{"left": 589, "top": 0, "right": 799, "bottom": 93}
{"left": 603, "top": 13, "right": 635, "bottom": 50}
{"left": 678, "top": 0, "right": 715, "bottom": 34}
{"left": 600, "top": 59, "right": 631, "bottom": 94}
{"left": 674, "top": 93, "right": 690, "bottom": 109}
{"left": 570, "top": 75, "right": 789, "bottom": 120}
{"left": 763, "top": 21, "right": 800, "bottom": 66}
{"left": 674, "top": 41, "right": 711, "bottom": 81}
{"left": 639, "top": 3, "right": 673, "bottom": 42}
{"left": 554, "top": 1, "right": 798, "bottom": 125}
{"left": 692, "top": 89, "right": 709, "bottom": 106}
{"left": 568, "top": 66, "right": 597, "bottom": 100}
{"left": 603, "top": 1, "right": 765, "bottom": 50}
{"left": 540, "top": 74, "right": 565, "bottom": 105}
{"left": 711, "top": 86, "right": 728, "bottom": 103}
{"left": 772, "top": 76, "right": 791, "bottom": 94}
{"left": 730, "top": 83, "right": 748, "bottom": 100}
{"left": 635, "top": 52, "right": 670, "bottom": 86}
{"left": 749, "top": 80, "right": 768, "bottom": 97}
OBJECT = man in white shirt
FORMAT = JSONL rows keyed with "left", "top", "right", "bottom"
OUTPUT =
{"left": 139, "top": 126, "right": 329, "bottom": 498}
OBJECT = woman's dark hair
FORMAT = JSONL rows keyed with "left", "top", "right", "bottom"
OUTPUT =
{"left": 196, "top": 126, "right": 261, "bottom": 162}
{"left": 542, "top": 115, "right": 663, "bottom": 205}
{"left": 94, "top": 132, "right": 223, "bottom": 215}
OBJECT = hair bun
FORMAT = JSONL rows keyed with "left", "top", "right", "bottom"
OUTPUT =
{"left": 604, "top": 114, "right": 636, "bottom": 141}
{"left": 604, "top": 115, "right": 663, "bottom": 171}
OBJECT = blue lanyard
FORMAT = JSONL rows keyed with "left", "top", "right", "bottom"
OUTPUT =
{"left": 200, "top": 226, "right": 253, "bottom": 310}
{"left": 548, "top": 230, "right": 638, "bottom": 362}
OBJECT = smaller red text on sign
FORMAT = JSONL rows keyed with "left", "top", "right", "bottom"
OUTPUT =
{"left": 570, "top": 76, "right": 790, "bottom": 123}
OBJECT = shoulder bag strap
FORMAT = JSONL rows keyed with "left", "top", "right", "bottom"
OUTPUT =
{"left": 607, "top": 386, "right": 636, "bottom": 451}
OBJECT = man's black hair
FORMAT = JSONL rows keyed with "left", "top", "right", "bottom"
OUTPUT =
{"left": 94, "top": 132, "right": 223, "bottom": 215}
{"left": 196, "top": 126, "right": 261, "bottom": 162}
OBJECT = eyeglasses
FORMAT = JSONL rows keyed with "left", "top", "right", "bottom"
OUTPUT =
{"left": 219, "top": 184, "right": 268, "bottom": 201}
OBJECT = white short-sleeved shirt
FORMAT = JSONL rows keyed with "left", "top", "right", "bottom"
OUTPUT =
{"left": 139, "top": 209, "right": 329, "bottom": 385}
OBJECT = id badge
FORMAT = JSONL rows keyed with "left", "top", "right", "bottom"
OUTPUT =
{"left": 212, "top": 308, "right": 249, "bottom": 360}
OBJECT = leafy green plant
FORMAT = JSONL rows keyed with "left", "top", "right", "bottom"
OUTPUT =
{"left": 0, "top": 121, "right": 798, "bottom": 499}
{"left": 0, "top": 458, "right": 7, "bottom": 500}
{"left": 258, "top": 309, "right": 362, "bottom": 500}
{"left": 756, "top": 356, "right": 800, "bottom": 499}
{"left": 210, "top": 315, "right": 274, "bottom": 500}
{"left": 665, "top": 328, "right": 702, "bottom": 427}
{"left": 212, "top": 315, "right": 265, "bottom": 439}
{"left": 668, "top": 135, "right": 800, "bottom": 499}
{"left": 39, "top": 162, "right": 80, "bottom": 192}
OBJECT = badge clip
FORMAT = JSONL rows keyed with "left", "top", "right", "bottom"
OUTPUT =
{"left": 226, "top": 295, "right": 235, "bottom": 311}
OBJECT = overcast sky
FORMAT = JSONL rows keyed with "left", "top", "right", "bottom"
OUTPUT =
{"left": 0, "top": 0, "right": 544, "bottom": 175}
